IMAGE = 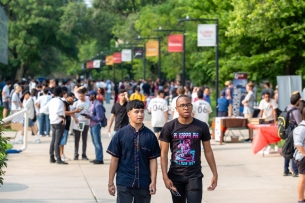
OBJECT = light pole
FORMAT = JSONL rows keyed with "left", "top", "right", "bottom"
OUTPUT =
{"left": 135, "top": 36, "right": 161, "bottom": 80}
{"left": 179, "top": 16, "right": 219, "bottom": 114}
{"left": 153, "top": 27, "right": 186, "bottom": 86}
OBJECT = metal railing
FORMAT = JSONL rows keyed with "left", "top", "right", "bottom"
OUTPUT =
{"left": 2, "top": 108, "right": 29, "bottom": 151}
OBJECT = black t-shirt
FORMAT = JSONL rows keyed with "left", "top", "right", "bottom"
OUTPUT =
{"left": 63, "top": 100, "right": 71, "bottom": 130}
{"left": 111, "top": 102, "right": 129, "bottom": 131}
{"left": 142, "top": 83, "right": 150, "bottom": 95}
{"left": 159, "top": 118, "right": 211, "bottom": 176}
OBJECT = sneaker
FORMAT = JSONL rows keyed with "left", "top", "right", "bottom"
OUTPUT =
{"left": 283, "top": 171, "right": 292, "bottom": 176}
{"left": 61, "top": 155, "right": 71, "bottom": 161}
{"left": 82, "top": 156, "right": 89, "bottom": 160}
{"left": 50, "top": 155, "right": 56, "bottom": 163}
{"left": 56, "top": 160, "right": 68, "bottom": 165}
{"left": 46, "top": 135, "right": 51, "bottom": 137}
{"left": 292, "top": 172, "right": 299, "bottom": 177}
{"left": 92, "top": 160, "right": 104, "bottom": 164}
{"left": 90, "top": 159, "right": 97, "bottom": 163}
{"left": 14, "top": 139, "right": 23, "bottom": 144}
{"left": 244, "top": 138, "right": 253, "bottom": 143}
{"left": 33, "top": 139, "right": 41, "bottom": 144}
{"left": 74, "top": 156, "right": 79, "bottom": 160}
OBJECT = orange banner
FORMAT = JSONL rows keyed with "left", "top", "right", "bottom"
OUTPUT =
{"left": 106, "top": 55, "right": 113, "bottom": 65}
{"left": 146, "top": 41, "right": 159, "bottom": 57}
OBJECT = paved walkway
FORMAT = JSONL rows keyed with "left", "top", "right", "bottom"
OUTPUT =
{"left": 0, "top": 102, "right": 299, "bottom": 203}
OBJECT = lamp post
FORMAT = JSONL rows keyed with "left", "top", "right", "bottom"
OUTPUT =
{"left": 135, "top": 36, "right": 161, "bottom": 80}
{"left": 179, "top": 16, "right": 219, "bottom": 115}
{"left": 153, "top": 27, "right": 186, "bottom": 86}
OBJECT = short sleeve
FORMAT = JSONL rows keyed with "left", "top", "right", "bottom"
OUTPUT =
{"left": 111, "top": 104, "right": 116, "bottom": 114}
{"left": 149, "top": 135, "right": 161, "bottom": 159}
{"left": 272, "top": 100, "right": 278, "bottom": 109}
{"left": 201, "top": 122, "right": 211, "bottom": 142}
{"left": 163, "top": 101, "right": 168, "bottom": 112}
{"left": 12, "top": 94, "right": 18, "bottom": 102}
{"left": 159, "top": 123, "right": 171, "bottom": 142}
{"left": 293, "top": 126, "right": 305, "bottom": 146}
{"left": 171, "top": 98, "right": 176, "bottom": 111}
{"left": 207, "top": 103, "right": 212, "bottom": 113}
{"left": 106, "top": 132, "right": 121, "bottom": 158}
{"left": 147, "top": 101, "right": 152, "bottom": 111}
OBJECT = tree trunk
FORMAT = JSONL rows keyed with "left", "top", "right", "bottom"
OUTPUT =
{"left": 15, "top": 64, "right": 25, "bottom": 81}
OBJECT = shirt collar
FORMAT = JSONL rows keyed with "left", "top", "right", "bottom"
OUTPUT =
{"left": 128, "top": 124, "right": 145, "bottom": 132}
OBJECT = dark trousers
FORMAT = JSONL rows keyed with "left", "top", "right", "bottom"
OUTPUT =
{"left": 49, "top": 123, "right": 65, "bottom": 160}
{"left": 74, "top": 125, "right": 89, "bottom": 157}
{"left": 168, "top": 172, "right": 203, "bottom": 203}
{"left": 116, "top": 185, "right": 151, "bottom": 203}
{"left": 217, "top": 111, "right": 228, "bottom": 117}
{"left": 284, "top": 158, "right": 298, "bottom": 173}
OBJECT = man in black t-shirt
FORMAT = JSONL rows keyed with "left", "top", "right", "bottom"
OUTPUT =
{"left": 159, "top": 95, "right": 218, "bottom": 203}
{"left": 107, "top": 89, "right": 130, "bottom": 136}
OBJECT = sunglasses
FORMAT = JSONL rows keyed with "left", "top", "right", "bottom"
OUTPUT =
{"left": 170, "top": 189, "right": 181, "bottom": 197}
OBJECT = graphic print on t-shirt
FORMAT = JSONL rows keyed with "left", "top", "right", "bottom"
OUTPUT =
{"left": 173, "top": 132, "right": 199, "bottom": 166}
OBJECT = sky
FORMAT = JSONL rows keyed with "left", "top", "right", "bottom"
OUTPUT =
{"left": 84, "top": 0, "right": 92, "bottom": 7}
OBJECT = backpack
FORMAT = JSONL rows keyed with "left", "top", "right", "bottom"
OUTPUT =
{"left": 282, "top": 124, "right": 305, "bottom": 159}
{"left": 102, "top": 113, "right": 107, "bottom": 127}
{"left": 31, "top": 98, "right": 37, "bottom": 122}
{"left": 277, "top": 107, "right": 298, "bottom": 140}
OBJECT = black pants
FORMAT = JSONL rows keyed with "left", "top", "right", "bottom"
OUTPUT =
{"left": 116, "top": 185, "right": 151, "bottom": 203}
{"left": 168, "top": 172, "right": 203, "bottom": 203}
{"left": 74, "top": 125, "right": 89, "bottom": 157}
{"left": 49, "top": 123, "right": 65, "bottom": 160}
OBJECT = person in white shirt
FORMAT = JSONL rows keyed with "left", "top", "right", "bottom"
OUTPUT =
{"left": 259, "top": 92, "right": 278, "bottom": 122}
{"left": 15, "top": 91, "right": 38, "bottom": 144}
{"left": 192, "top": 89, "right": 212, "bottom": 125}
{"left": 10, "top": 85, "right": 22, "bottom": 114}
{"left": 147, "top": 90, "right": 169, "bottom": 137}
{"left": 171, "top": 87, "right": 185, "bottom": 120}
{"left": 72, "top": 88, "right": 90, "bottom": 160}
{"left": 35, "top": 88, "right": 52, "bottom": 136}
{"left": 48, "top": 87, "right": 67, "bottom": 165}
{"left": 2, "top": 80, "right": 12, "bottom": 118}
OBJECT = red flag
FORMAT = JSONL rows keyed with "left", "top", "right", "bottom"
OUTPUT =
{"left": 113, "top": 52, "right": 122, "bottom": 64}
{"left": 168, "top": 34, "right": 183, "bottom": 52}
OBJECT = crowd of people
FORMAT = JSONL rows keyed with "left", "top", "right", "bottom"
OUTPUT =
{"left": 2, "top": 77, "right": 305, "bottom": 202}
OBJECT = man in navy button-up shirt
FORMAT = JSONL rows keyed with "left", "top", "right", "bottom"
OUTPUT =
{"left": 107, "top": 100, "right": 160, "bottom": 203}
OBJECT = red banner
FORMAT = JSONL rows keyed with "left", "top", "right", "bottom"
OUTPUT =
{"left": 113, "top": 52, "right": 122, "bottom": 64}
{"left": 168, "top": 34, "right": 183, "bottom": 52}
{"left": 86, "top": 61, "right": 94, "bottom": 69}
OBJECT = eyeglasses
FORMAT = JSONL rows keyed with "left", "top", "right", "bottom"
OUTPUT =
{"left": 177, "top": 103, "right": 193, "bottom": 109}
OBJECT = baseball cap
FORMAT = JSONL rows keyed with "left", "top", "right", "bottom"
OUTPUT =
{"left": 220, "top": 90, "right": 226, "bottom": 96}
{"left": 86, "top": 90, "right": 97, "bottom": 96}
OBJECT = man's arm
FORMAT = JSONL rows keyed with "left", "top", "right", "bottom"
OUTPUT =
{"left": 272, "top": 109, "right": 277, "bottom": 121}
{"left": 259, "top": 110, "right": 263, "bottom": 118}
{"left": 160, "top": 141, "right": 175, "bottom": 190}
{"left": 164, "top": 111, "right": 168, "bottom": 122}
{"left": 149, "top": 158, "right": 157, "bottom": 195}
{"left": 203, "top": 140, "right": 218, "bottom": 190}
{"left": 108, "top": 156, "right": 119, "bottom": 196}
{"left": 107, "top": 113, "right": 115, "bottom": 133}
{"left": 296, "top": 146, "right": 305, "bottom": 157}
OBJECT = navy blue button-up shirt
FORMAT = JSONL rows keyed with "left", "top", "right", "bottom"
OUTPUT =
{"left": 107, "top": 124, "right": 160, "bottom": 189}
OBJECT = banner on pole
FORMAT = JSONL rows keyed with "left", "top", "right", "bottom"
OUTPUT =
{"left": 146, "top": 41, "right": 159, "bottom": 57}
{"left": 106, "top": 55, "right": 113, "bottom": 65}
{"left": 168, "top": 34, "right": 183, "bottom": 52}
{"left": 197, "top": 24, "right": 216, "bottom": 47}
{"left": 232, "top": 72, "right": 248, "bottom": 116}
{"left": 113, "top": 52, "right": 122, "bottom": 64}
{"left": 93, "top": 60, "right": 101, "bottom": 68}
{"left": 133, "top": 47, "right": 144, "bottom": 59}
{"left": 86, "top": 61, "right": 94, "bottom": 69}
{"left": 121, "top": 49, "right": 132, "bottom": 62}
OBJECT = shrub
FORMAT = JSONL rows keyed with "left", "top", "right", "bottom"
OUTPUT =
{"left": 0, "top": 122, "right": 8, "bottom": 185}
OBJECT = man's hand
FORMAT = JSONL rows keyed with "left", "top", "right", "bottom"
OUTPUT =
{"left": 207, "top": 175, "right": 218, "bottom": 191}
{"left": 75, "top": 118, "right": 79, "bottom": 124}
{"left": 163, "top": 177, "right": 174, "bottom": 190}
{"left": 149, "top": 182, "right": 156, "bottom": 195}
{"left": 74, "top": 108, "right": 82, "bottom": 113}
{"left": 61, "top": 118, "right": 65, "bottom": 125}
{"left": 108, "top": 184, "right": 116, "bottom": 196}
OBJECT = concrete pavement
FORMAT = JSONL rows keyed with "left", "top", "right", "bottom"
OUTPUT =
{"left": 0, "top": 102, "right": 299, "bottom": 203}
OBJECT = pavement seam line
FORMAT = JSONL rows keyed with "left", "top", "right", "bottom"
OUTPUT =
{"left": 78, "top": 160, "right": 98, "bottom": 202}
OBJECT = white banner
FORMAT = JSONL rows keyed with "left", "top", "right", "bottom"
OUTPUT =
{"left": 93, "top": 60, "right": 101, "bottom": 68}
{"left": 121, "top": 49, "right": 132, "bottom": 62}
{"left": 197, "top": 24, "right": 216, "bottom": 47}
